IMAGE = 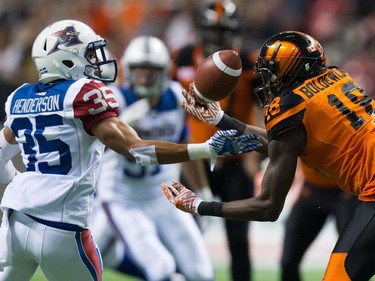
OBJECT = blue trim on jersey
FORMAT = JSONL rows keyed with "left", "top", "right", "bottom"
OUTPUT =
{"left": 9, "top": 81, "right": 74, "bottom": 115}
{"left": 26, "top": 213, "right": 85, "bottom": 231}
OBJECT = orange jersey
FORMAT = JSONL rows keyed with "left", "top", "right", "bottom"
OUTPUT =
{"left": 172, "top": 45, "right": 259, "bottom": 146}
{"left": 301, "top": 162, "right": 338, "bottom": 188}
{"left": 265, "top": 67, "right": 375, "bottom": 201}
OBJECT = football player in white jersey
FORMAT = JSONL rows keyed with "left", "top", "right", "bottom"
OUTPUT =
{"left": 0, "top": 20, "right": 263, "bottom": 281}
{"left": 90, "top": 36, "right": 214, "bottom": 281}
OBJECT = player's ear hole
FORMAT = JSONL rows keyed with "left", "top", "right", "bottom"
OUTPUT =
{"left": 63, "top": 60, "right": 74, "bottom": 68}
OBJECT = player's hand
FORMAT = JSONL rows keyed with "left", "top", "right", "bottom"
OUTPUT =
{"left": 207, "top": 129, "right": 263, "bottom": 156}
{"left": 181, "top": 83, "right": 224, "bottom": 125}
{"left": 161, "top": 180, "right": 202, "bottom": 215}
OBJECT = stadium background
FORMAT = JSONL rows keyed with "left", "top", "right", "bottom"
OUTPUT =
{"left": 0, "top": 0, "right": 374, "bottom": 280}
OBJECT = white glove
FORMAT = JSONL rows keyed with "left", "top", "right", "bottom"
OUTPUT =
{"left": 181, "top": 83, "right": 224, "bottom": 125}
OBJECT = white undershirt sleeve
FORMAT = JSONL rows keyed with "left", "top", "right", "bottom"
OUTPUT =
{"left": 0, "top": 128, "right": 21, "bottom": 184}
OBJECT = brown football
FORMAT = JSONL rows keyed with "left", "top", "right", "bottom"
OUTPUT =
{"left": 193, "top": 50, "right": 242, "bottom": 103}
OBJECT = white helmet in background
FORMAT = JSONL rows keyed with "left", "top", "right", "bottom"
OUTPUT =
{"left": 32, "top": 19, "right": 117, "bottom": 84}
{"left": 122, "top": 36, "right": 170, "bottom": 98}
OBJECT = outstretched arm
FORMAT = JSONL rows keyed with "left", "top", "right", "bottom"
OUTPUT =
{"left": 181, "top": 83, "right": 268, "bottom": 156}
{"left": 217, "top": 128, "right": 302, "bottom": 221}
{"left": 92, "top": 117, "right": 189, "bottom": 163}
{"left": 92, "top": 117, "right": 262, "bottom": 166}
{"left": 161, "top": 127, "right": 305, "bottom": 221}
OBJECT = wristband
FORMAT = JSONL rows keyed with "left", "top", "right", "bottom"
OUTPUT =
{"left": 129, "top": 145, "right": 158, "bottom": 165}
{"left": 187, "top": 143, "right": 212, "bottom": 160}
{"left": 216, "top": 114, "right": 247, "bottom": 135}
{"left": 197, "top": 201, "right": 224, "bottom": 217}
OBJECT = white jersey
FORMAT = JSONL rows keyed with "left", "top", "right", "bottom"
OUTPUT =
{"left": 1, "top": 78, "right": 118, "bottom": 228}
{"left": 97, "top": 81, "right": 186, "bottom": 201}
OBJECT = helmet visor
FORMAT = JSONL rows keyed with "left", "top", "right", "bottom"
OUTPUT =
{"left": 84, "top": 40, "right": 118, "bottom": 83}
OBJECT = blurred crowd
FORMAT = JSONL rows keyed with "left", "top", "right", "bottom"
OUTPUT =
{"left": 0, "top": 0, "right": 374, "bottom": 120}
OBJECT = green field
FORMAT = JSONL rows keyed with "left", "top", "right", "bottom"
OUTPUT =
{"left": 30, "top": 267, "right": 325, "bottom": 281}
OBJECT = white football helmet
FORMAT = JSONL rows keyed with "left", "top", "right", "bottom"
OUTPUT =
{"left": 32, "top": 19, "right": 117, "bottom": 84}
{"left": 121, "top": 36, "right": 170, "bottom": 98}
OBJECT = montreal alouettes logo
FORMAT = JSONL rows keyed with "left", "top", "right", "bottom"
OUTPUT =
{"left": 48, "top": 25, "right": 83, "bottom": 54}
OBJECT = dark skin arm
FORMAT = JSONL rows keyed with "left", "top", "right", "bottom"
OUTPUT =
{"left": 244, "top": 124, "right": 269, "bottom": 156}
{"left": 220, "top": 126, "right": 305, "bottom": 221}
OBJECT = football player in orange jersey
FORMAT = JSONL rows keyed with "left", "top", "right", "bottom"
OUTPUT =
{"left": 171, "top": 1, "right": 263, "bottom": 280}
{"left": 281, "top": 163, "right": 357, "bottom": 281}
{"left": 162, "top": 30, "right": 375, "bottom": 280}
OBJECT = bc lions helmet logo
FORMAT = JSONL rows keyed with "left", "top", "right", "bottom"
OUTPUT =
{"left": 48, "top": 25, "right": 83, "bottom": 54}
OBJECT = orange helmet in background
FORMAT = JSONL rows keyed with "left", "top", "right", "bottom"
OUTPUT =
{"left": 196, "top": 0, "right": 240, "bottom": 56}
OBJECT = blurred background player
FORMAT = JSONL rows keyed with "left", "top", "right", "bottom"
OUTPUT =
{"left": 171, "top": 1, "right": 262, "bottom": 280}
{"left": 280, "top": 163, "right": 358, "bottom": 281}
{"left": 90, "top": 36, "right": 215, "bottom": 281}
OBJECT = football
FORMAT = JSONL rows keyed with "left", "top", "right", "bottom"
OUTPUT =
{"left": 193, "top": 50, "right": 242, "bottom": 103}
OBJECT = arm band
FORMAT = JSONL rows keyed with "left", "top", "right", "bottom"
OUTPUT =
{"left": 216, "top": 113, "right": 247, "bottom": 135}
{"left": 197, "top": 201, "right": 224, "bottom": 217}
{"left": 187, "top": 143, "right": 211, "bottom": 160}
{"left": 129, "top": 145, "right": 158, "bottom": 165}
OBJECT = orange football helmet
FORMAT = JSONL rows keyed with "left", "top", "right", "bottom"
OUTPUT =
{"left": 196, "top": 0, "right": 240, "bottom": 56}
{"left": 254, "top": 31, "right": 327, "bottom": 107}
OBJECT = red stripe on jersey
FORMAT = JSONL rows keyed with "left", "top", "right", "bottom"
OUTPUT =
{"left": 73, "top": 80, "right": 118, "bottom": 134}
